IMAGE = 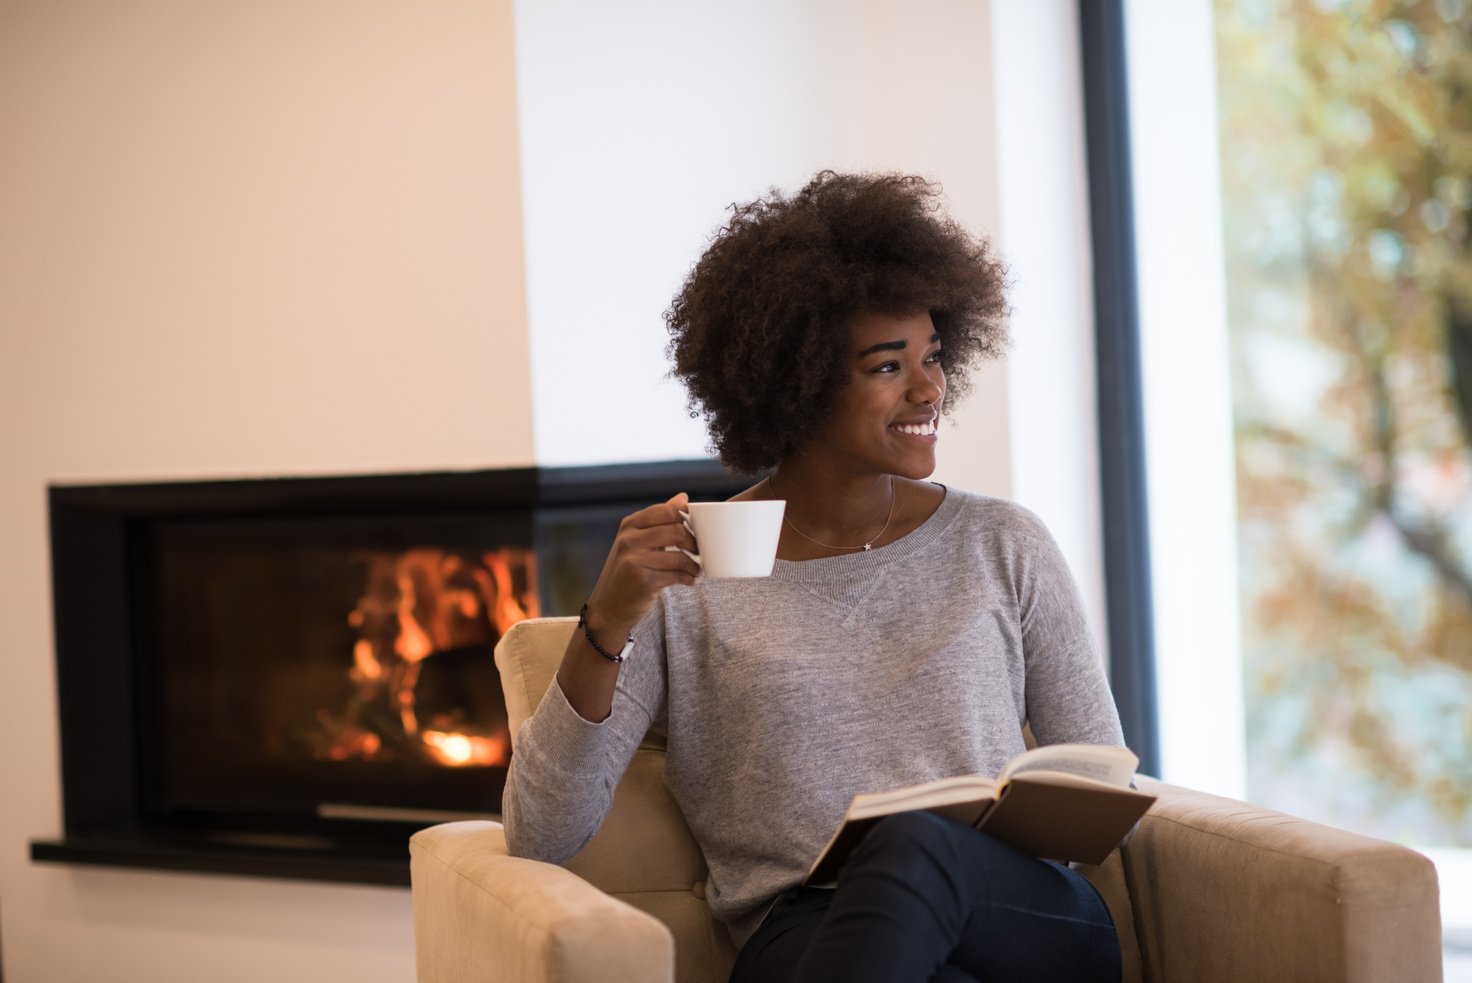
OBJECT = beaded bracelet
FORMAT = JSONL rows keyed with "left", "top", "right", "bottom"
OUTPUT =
{"left": 578, "top": 603, "right": 634, "bottom": 663}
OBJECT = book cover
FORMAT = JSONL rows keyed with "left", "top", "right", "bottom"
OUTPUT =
{"left": 804, "top": 745, "right": 1155, "bottom": 886}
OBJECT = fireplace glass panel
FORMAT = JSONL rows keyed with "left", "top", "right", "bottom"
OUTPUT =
{"left": 143, "top": 512, "right": 535, "bottom": 825}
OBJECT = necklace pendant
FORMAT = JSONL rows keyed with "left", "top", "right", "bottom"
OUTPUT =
{"left": 768, "top": 474, "right": 896, "bottom": 554}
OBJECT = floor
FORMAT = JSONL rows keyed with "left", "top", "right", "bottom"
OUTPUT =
{"left": 1447, "top": 930, "right": 1472, "bottom": 983}
{"left": 1434, "top": 848, "right": 1472, "bottom": 983}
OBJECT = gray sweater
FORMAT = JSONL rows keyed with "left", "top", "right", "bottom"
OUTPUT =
{"left": 502, "top": 488, "right": 1125, "bottom": 947}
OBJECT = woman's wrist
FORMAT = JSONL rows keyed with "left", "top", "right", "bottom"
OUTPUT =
{"left": 578, "top": 602, "right": 635, "bottom": 663}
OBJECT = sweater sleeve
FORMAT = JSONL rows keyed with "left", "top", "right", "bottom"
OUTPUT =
{"left": 1008, "top": 507, "right": 1126, "bottom": 750}
{"left": 501, "top": 601, "right": 668, "bottom": 864}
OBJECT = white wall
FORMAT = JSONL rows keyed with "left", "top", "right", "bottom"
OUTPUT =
{"left": 516, "top": 0, "right": 1013, "bottom": 499}
{"left": 0, "top": 2, "right": 529, "bottom": 981}
{"left": 1, "top": 1, "right": 1103, "bottom": 979}
{"left": 989, "top": 1, "right": 1109, "bottom": 659}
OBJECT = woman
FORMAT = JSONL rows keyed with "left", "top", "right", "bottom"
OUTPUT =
{"left": 503, "top": 171, "right": 1125, "bottom": 982}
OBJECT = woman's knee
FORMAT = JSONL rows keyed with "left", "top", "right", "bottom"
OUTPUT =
{"left": 848, "top": 810, "right": 966, "bottom": 874}
{"left": 848, "top": 811, "right": 1041, "bottom": 886}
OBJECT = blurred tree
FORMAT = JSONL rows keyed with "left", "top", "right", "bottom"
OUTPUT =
{"left": 1217, "top": 0, "right": 1472, "bottom": 842}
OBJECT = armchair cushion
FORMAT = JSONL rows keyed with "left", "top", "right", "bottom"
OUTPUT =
{"left": 496, "top": 616, "right": 577, "bottom": 738}
{"left": 1123, "top": 776, "right": 1442, "bottom": 983}
{"left": 411, "top": 821, "right": 675, "bottom": 983}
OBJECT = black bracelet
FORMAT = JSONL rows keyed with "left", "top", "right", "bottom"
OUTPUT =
{"left": 578, "top": 603, "right": 634, "bottom": 663}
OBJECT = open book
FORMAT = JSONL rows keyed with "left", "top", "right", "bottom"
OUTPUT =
{"left": 804, "top": 744, "right": 1155, "bottom": 886}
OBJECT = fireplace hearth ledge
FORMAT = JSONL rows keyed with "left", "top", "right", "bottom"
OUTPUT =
{"left": 30, "top": 826, "right": 439, "bottom": 886}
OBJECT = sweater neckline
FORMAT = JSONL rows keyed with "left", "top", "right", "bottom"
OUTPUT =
{"left": 769, "top": 484, "right": 961, "bottom": 583}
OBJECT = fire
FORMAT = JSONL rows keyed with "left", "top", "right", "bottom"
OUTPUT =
{"left": 422, "top": 729, "right": 508, "bottom": 767}
{"left": 308, "top": 547, "right": 536, "bottom": 769}
{"left": 352, "top": 639, "right": 383, "bottom": 682}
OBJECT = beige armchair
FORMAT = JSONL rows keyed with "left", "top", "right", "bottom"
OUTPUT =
{"left": 410, "top": 617, "right": 1444, "bottom": 983}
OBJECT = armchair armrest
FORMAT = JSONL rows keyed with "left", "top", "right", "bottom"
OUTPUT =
{"left": 411, "top": 821, "right": 675, "bottom": 983}
{"left": 1126, "top": 778, "right": 1442, "bottom": 983}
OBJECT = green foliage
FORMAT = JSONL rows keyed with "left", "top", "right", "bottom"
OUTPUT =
{"left": 1218, "top": 0, "right": 1472, "bottom": 843}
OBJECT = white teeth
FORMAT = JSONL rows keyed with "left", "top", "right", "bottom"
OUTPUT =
{"left": 892, "top": 422, "right": 936, "bottom": 436}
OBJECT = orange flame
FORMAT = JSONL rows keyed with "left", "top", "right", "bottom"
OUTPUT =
{"left": 311, "top": 547, "right": 535, "bottom": 768}
{"left": 351, "top": 639, "right": 382, "bottom": 682}
{"left": 422, "top": 729, "right": 509, "bottom": 767}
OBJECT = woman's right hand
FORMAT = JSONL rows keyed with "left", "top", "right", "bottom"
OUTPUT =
{"left": 558, "top": 493, "right": 700, "bottom": 722}
{"left": 577, "top": 492, "right": 701, "bottom": 660}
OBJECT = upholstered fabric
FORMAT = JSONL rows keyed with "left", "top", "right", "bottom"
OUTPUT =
{"left": 410, "top": 617, "right": 1444, "bottom": 983}
{"left": 494, "top": 616, "right": 576, "bottom": 741}
{"left": 411, "top": 821, "right": 675, "bottom": 983}
{"left": 1123, "top": 777, "right": 1443, "bottom": 983}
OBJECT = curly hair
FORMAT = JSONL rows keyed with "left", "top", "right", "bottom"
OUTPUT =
{"left": 665, "top": 170, "right": 1009, "bottom": 475}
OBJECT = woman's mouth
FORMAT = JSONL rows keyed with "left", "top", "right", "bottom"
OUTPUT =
{"left": 890, "top": 421, "right": 937, "bottom": 437}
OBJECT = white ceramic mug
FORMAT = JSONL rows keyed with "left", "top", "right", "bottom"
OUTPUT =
{"left": 680, "top": 500, "right": 785, "bottom": 578}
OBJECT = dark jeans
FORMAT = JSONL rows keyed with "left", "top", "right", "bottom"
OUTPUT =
{"left": 729, "top": 811, "right": 1121, "bottom": 983}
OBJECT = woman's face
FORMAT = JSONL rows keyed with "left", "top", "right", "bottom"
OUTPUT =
{"left": 801, "top": 309, "right": 946, "bottom": 480}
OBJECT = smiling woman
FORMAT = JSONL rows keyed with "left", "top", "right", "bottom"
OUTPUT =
{"left": 501, "top": 171, "right": 1131, "bottom": 983}
{"left": 665, "top": 171, "right": 1008, "bottom": 477}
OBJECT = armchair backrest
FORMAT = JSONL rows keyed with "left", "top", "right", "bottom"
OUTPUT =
{"left": 496, "top": 618, "right": 737, "bottom": 983}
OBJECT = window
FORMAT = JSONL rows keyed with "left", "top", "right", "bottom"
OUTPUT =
{"left": 1106, "top": 0, "right": 1471, "bottom": 957}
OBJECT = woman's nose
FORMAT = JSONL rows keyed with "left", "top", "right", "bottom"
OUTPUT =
{"left": 908, "top": 369, "right": 944, "bottom": 406}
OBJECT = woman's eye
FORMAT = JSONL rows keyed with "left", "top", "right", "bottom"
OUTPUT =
{"left": 926, "top": 349, "right": 945, "bottom": 364}
{"left": 873, "top": 361, "right": 899, "bottom": 373}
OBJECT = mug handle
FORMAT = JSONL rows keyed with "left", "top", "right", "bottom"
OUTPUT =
{"left": 664, "top": 510, "right": 702, "bottom": 566}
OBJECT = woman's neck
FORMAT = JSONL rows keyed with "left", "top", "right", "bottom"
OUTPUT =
{"left": 765, "top": 462, "right": 897, "bottom": 550}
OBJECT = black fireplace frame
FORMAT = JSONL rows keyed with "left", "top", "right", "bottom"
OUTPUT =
{"left": 30, "top": 460, "right": 746, "bottom": 887}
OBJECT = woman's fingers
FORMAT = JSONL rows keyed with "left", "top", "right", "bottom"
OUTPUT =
{"left": 647, "top": 545, "right": 702, "bottom": 573}
{"left": 638, "top": 553, "right": 700, "bottom": 582}
{"left": 612, "top": 534, "right": 701, "bottom": 578}
{"left": 614, "top": 492, "right": 698, "bottom": 558}
{"left": 620, "top": 492, "right": 689, "bottom": 531}
{"left": 619, "top": 519, "right": 698, "bottom": 555}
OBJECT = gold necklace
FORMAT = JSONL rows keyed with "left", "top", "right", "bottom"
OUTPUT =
{"left": 765, "top": 475, "right": 897, "bottom": 552}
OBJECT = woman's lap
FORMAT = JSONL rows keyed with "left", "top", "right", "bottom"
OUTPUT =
{"left": 729, "top": 812, "right": 1120, "bottom": 983}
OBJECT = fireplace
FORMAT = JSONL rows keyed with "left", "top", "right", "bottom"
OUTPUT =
{"left": 31, "top": 461, "right": 745, "bottom": 886}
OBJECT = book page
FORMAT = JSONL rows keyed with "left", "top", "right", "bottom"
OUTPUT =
{"left": 1000, "top": 744, "right": 1137, "bottom": 788}
{"left": 847, "top": 774, "right": 1000, "bottom": 820}
{"left": 1001, "top": 769, "right": 1122, "bottom": 791}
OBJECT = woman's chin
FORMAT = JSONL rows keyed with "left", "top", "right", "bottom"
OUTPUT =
{"left": 894, "top": 456, "right": 938, "bottom": 481}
